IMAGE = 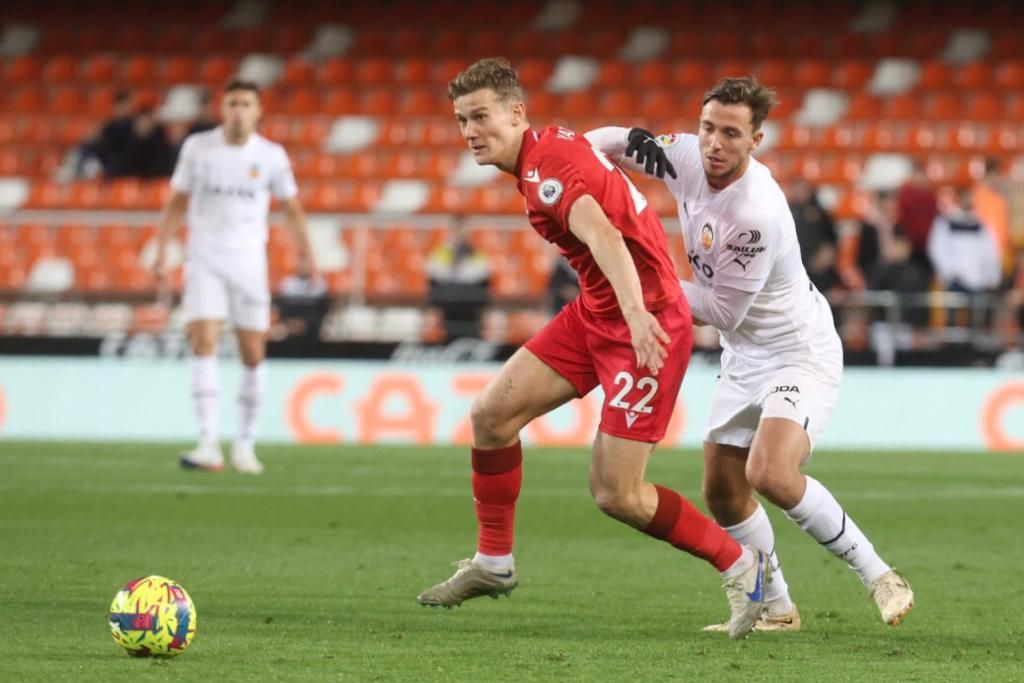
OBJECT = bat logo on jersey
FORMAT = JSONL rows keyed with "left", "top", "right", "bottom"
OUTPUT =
{"left": 738, "top": 230, "right": 761, "bottom": 244}
{"left": 249, "top": 164, "right": 260, "bottom": 179}
{"left": 538, "top": 178, "right": 564, "bottom": 205}
{"left": 700, "top": 224, "right": 714, "bottom": 251}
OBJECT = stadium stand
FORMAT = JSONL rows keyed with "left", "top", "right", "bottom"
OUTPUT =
{"left": 0, "top": 0, "right": 1022, "bottom": 360}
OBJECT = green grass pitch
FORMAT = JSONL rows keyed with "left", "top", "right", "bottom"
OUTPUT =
{"left": 1, "top": 441, "right": 1022, "bottom": 681}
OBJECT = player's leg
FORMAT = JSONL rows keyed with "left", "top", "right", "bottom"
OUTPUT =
{"left": 232, "top": 327, "right": 268, "bottom": 474}
{"left": 227, "top": 258, "right": 272, "bottom": 474}
{"left": 586, "top": 298, "right": 765, "bottom": 639}
{"left": 588, "top": 432, "right": 765, "bottom": 640}
{"left": 750, "top": 371, "right": 913, "bottom": 625}
{"left": 179, "top": 260, "right": 228, "bottom": 470}
{"left": 418, "top": 304, "right": 587, "bottom": 608}
{"left": 700, "top": 377, "right": 799, "bottom": 632}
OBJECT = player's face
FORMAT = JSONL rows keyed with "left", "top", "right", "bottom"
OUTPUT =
{"left": 698, "top": 100, "right": 763, "bottom": 189}
{"left": 453, "top": 88, "right": 526, "bottom": 172}
{"left": 221, "top": 90, "right": 262, "bottom": 138}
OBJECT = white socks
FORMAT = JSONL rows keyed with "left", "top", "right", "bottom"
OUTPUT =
{"left": 190, "top": 356, "right": 220, "bottom": 447}
{"left": 236, "top": 363, "right": 266, "bottom": 449}
{"left": 785, "top": 476, "right": 891, "bottom": 586}
{"left": 724, "top": 504, "right": 793, "bottom": 612}
{"left": 472, "top": 552, "right": 514, "bottom": 572}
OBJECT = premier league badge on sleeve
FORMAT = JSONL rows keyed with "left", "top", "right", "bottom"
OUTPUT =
{"left": 538, "top": 178, "right": 564, "bottom": 206}
{"left": 656, "top": 133, "right": 679, "bottom": 148}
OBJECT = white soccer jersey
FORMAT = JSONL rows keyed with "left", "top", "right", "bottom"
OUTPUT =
{"left": 171, "top": 127, "right": 297, "bottom": 258}
{"left": 658, "top": 133, "right": 841, "bottom": 375}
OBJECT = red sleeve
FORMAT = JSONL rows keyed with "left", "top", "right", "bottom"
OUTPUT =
{"left": 525, "top": 151, "right": 591, "bottom": 230}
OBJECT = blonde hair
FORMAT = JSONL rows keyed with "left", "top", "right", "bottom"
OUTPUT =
{"left": 447, "top": 57, "right": 524, "bottom": 103}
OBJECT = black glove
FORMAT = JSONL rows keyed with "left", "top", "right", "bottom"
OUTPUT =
{"left": 624, "top": 127, "right": 677, "bottom": 179}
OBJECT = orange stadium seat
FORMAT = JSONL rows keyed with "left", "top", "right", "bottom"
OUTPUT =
{"left": 672, "top": 61, "right": 714, "bottom": 89}
{"left": 755, "top": 60, "right": 793, "bottom": 87}
{"left": 883, "top": 94, "right": 920, "bottom": 121}
{"left": 356, "top": 57, "right": 391, "bottom": 85}
{"left": 395, "top": 58, "right": 432, "bottom": 87}
{"left": 995, "top": 61, "right": 1024, "bottom": 89}
{"left": 432, "top": 58, "right": 466, "bottom": 85}
{"left": 81, "top": 55, "right": 117, "bottom": 83}
{"left": 751, "top": 34, "right": 787, "bottom": 58}
{"left": 280, "top": 56, "right": 314, "bottom": 85}
{"left": 6, "top": 56, "right": 41, "bottom": 83}
{"left": 318, "top": 58, "right": 355, "bottom": 84}
{"left": 925, "top": 92, "right": 961, "bottom": 120}
{"left": 845, "top": 93, "right": 883, "bottom": 121}
{"left": 194, "top": 27, "right": 230, "bottom": 54}
{"left": 467, "top": 29, "right": 507, "bottom": 56}
{"left": 833, "top": 60, "right": 874, "bottom": 91}
{"left": 793, "top": 59, "right": 832, "bottom": 89}
{"left": 703, "top": 31, "right": 745, "bottom": 59}
{"left": 956, "top": 62, "right": 993, "bottom": 89}
{"left": 281, "top": 87, "right": 320, "bottom": 115}
{"left": 917, "top": 60, "right": 953, "bottom": 89}
{"left": 562, "top": 92, "right": 598, "bottom": 119}
{"left": 601, "top": 89, "right": 638, "bottom": 119}
{"left": 400, "top": 89, "right": 446, "bottom": 117}
{"left": 43, "top": 55, "right": 77, "bottom": 82}
{"left": 668, "top": 30, "right": 705, "bottom": 57}
{"left": 393, "top": 27, "right": 430, "bottom": 56}
{"left": 432, "top": 29, "right": 464, "bottom": 57}
{"left": 49, "top": 87, "right": 85, "bottom": 115}
{"left": 633, "top": 62, "right": 671, "bottom": 89}
{"left": 590, "top": 28, "right": 626, "bottom": 55}
{"left": 234, "top": 27, "right": 272, "bottom": 54}
{"left": 161, "top": 56, "right": 195, "bottom": 83}
{"left": 121, "top": 55, "right": 156, "bottom": 84}
{"left": 965, "top": 92, "right": 1003, "bottom": 121}
{"left": 0, "top": 149, "right": 19, "bottom": 175}
{"left": 151, "top": 25, "right": 193, "bottom": 53}
{"left": 9, "top": 86, "right": 44, "bottom": 114}
{"left": 514, "top": 59, "right": 552, "bottom": 89}
{"left": 714, "top": 59, "right": 752, "bottom": 82}
{"left": 198, "top": 56, "right": 236, "bottom": 85}
{"left": 361, "top": 89, "right": 399, "bottom": 116}
{"left": 274, "top": 26, "right": 310, "bottom": 53}
{"left": 321, "top": 88, "right": 358, "bottom": 116}
{"left": 597, "top": 61, "right": 630, "bottom": 88}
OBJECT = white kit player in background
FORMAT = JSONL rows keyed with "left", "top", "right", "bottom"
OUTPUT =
{"left": 152, "top": 80, "right": 317, "bottom": 474}
{"left": 586, "top": 76, "right": 913, "bottom": 631}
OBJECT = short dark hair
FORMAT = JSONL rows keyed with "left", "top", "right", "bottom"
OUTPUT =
{"left": 447, "top": 57, "right": 524, "bottom": 102}
{"left": 702, "top": 76, "right": 778, "bottom": 131}
{"left": 224, "top": 79, "right": 260, "bottom": 95}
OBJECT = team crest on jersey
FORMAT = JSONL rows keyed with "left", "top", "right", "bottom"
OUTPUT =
{"left": 656, "top": 134, "right": 679, "bottom": 148}
{"left": 538, "top": 178, "right": 564, "bottom": 205}
{"left": 700, "top": 223, "right": 714, "bottom": 251}
{"left": 249, "top": 164, "right": 260, "bottom": 179}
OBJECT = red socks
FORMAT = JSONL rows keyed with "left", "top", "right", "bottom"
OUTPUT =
{"left": 471, "top": 442, "right": 523, "bottom": 556}
{"left": 643, "top": 484, "right": 742, "bottom": 572}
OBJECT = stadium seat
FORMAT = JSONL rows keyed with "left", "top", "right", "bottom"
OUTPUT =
{"left": 42, "top": 55, "right": 77, "bottom": 82}
{"left": 121, "top": 55, "right": 156, "bottom": 84}
{"left": 81, "top": 55, "right": 117, "bottom": 83}
{"left": 395, "top": 58, "right": 432, "bottom": 87}
{"left": 883, "top": 94, "right": 920, "bottom": 121}
{"left": 995, "top": 61, "right": 1024, "bottom": 89}
{"left": 280, "top": 56, "right": 315, "bottom": 85}
{"left": 833, "top": 60, "right": 875, "bottom": 90}
{"left": 198, "top": 56, "right": 237, "bottom": 85}
{"left": 6, "top": 56, "right": 41, "bottom": 83}
{"left": 955, "top": 62, "right": 994, "bottom": 89}
{"left": 49, "top": 87, "right": 84, "bottom": 115}
{"left": 161, "top": 56, "right": 195, "bottom": 83}
{"left": 917, "top": 60, "right": 954, "bottom": 89}
{"left": 793, "top": 59, "right": 832, "bottom": 89}
{"left": 9, "top": 87, "right": 44, "bottom": 114}
{"left": 321, "top": 88, "right": 359, "bottom": 116}
{"left": 925, "top": 92, "right": 961, "bottom": 120}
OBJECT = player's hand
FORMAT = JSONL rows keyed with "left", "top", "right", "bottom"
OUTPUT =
{"left": 625, "top": 309, "right": 671, "bottom": 375}
{"left": 151, "top": 247, "right": 169, "bottom": 286}
{"left": 625, "top": 128, "right": 677, "bottom": 180}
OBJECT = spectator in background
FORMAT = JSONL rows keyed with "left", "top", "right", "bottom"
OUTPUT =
{"left": 897, "top": 161, "right": 938, "bottom": 278}
{"left": 928, "top": 187, "right": 1001, "bottom": 326}
{"left": 788, "top": 178, "right": 840, "bottom": 294}
{"left": 95, "top": 89, "right": 136, "bottom": 178}
{"left": 274, "top": 254, "right": 329, "bottom": 340}
{"left": 973, "top": 157, "right": 1012, "bottom": 277}
{"left": 995, "top": 250, "right": 1024, "bottom": 369}
{"left": 120, "top": 107, "right": 176, "bottom": 179}
{"left": 188, "top": 89, "right": 219, "bottom": 137}
{"left": 840, "top": 190, "right": 905, "bottom": 290}
{"left": 868, "top": 231, "right": 931, "bottom": 327}
{"left": 546, "top": 257, "right": 579, "bottom": 314}
{"left": 426, "top": 222, "right": 492, "bottom": 340}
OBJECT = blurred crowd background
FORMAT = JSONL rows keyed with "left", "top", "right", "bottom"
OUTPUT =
{"left": 1, "top": 0, "right": 1022, "bottom": 367}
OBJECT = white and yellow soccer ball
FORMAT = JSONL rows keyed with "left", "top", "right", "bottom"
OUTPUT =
{"left": 108, "top": 575, "right": 197, "bottom": 657}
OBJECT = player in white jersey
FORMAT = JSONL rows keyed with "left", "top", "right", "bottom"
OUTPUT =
{"left": 152, "top": 80, "right": 317, "bottom": 474}
{"left": 586, "top": 76, "right": 913, "bottom": 631}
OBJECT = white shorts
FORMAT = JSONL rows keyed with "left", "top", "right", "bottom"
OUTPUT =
{"left": 704, "top": 361, "right": 841, "bottom": 454}
{"left": 182, "top": 254, "right": 270, "bottom": 331}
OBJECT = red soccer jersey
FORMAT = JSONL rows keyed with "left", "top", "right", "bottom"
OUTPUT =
{"left": 514, "top": 126, "right": 680, "bottom": 317}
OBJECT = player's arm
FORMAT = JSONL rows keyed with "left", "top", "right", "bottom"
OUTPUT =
{"left": 280, "top": 196, "right": 319, "bottom": 280}
{"left": 567, "top": 194, "right": 670, "bottom": 375}
{"left": 584, "top": 126, "right": 677, "bottom": 180}
{"left": 679, "top": 278, "right": 756, "bottom": 332}
{"left": 152, "top": 191, "right": 188, "bottom": 286}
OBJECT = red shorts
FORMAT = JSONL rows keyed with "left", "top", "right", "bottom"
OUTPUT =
{"left": 525, "top": 296, "right": 692, "bottom": 443}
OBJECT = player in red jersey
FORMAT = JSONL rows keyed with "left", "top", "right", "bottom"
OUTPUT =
{"left": 416, "top": 58, "right": 767, "bottom": 639}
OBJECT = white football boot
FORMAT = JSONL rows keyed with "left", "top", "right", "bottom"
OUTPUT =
{"left": 178, "top": 441, "right": 225, "bottom": 472}
{"left": 870, "top": 570, "right": 914, "bottom": 626}
{"left": 231, "top": 441, "right": 265, "bottom": 475}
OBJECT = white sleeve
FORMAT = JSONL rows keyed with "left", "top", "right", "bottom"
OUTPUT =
{"left": 170, "top": 136, "right": 196, "bottom": 194}
{"left": 681, "top": 278, "right": 757, "bottom": 331}
{"left": 709, "top": 217, "right": 777, "bottom": 293}
{"left": 927, "top": 218, "right": 951, "bottom": 285}
{"left": 270, "top": 146, "right": 299, "bottom": 200}
{"left": 583, "top": 126, "right": 631, "bottom": 159}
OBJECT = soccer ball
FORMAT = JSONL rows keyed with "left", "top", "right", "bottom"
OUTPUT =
{"left": 108, "top": 575, "right": 197, "bottom": 657}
